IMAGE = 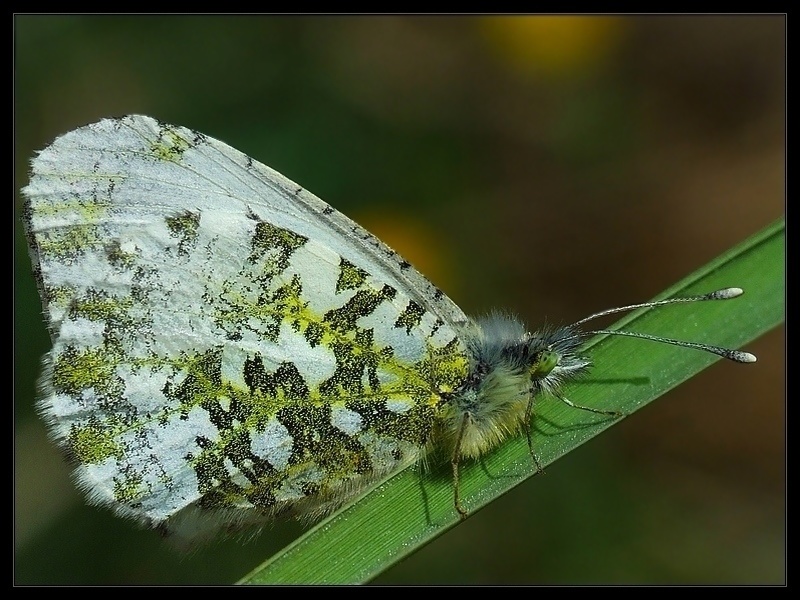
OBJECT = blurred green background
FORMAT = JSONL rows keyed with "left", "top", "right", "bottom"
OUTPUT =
{"left": 15, "top": 16, "right": 784, "bottom": 584}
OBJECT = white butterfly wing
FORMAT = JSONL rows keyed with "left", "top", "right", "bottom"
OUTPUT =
{"left": 22, "top": 115, "right": 469, "bottom": 532}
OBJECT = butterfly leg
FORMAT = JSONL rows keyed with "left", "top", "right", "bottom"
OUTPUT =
{"left": 523, "top": 395, "right": 544, "bottom": 473}
{"left": 451, "top": 411, "right": 471, "bottom": 520}
{"left": 554, "top": 392, "right": 623, "bottom": 417}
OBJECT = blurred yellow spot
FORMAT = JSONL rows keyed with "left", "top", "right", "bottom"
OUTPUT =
{"left": 479, "top": 16, "right": 627, "bottom": 77}
{"left": 355, "top": 212, "right": 456, "bottom": 296}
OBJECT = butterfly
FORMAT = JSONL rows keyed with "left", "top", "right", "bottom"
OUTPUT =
{"left": 21, "top": 115, "right": 755, "bottom": 542}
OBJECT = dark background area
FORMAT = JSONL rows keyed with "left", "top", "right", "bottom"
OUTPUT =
{"left": 15, "top": 15, "right": 784, "bottom": 584}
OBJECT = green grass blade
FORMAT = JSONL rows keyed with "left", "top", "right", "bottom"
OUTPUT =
{"left": 240, "top": 218, "right": 784, "bottom": 585}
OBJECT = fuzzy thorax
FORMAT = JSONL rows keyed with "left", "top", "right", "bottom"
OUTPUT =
{"left": 440, "top": 312, "right": 591, "bottom": 459}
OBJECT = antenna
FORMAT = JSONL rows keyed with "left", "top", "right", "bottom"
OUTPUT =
{"left": 570, "top": 287, "right": 756, "bottom": 364}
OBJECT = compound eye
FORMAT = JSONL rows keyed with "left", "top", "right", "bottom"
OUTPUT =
{"left": 530, "top": 349, "right": 559, "bottom": 379}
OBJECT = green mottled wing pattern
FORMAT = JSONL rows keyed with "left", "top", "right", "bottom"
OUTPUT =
{"left": 22, "top": 116, "right": 469, "bottom": 537}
